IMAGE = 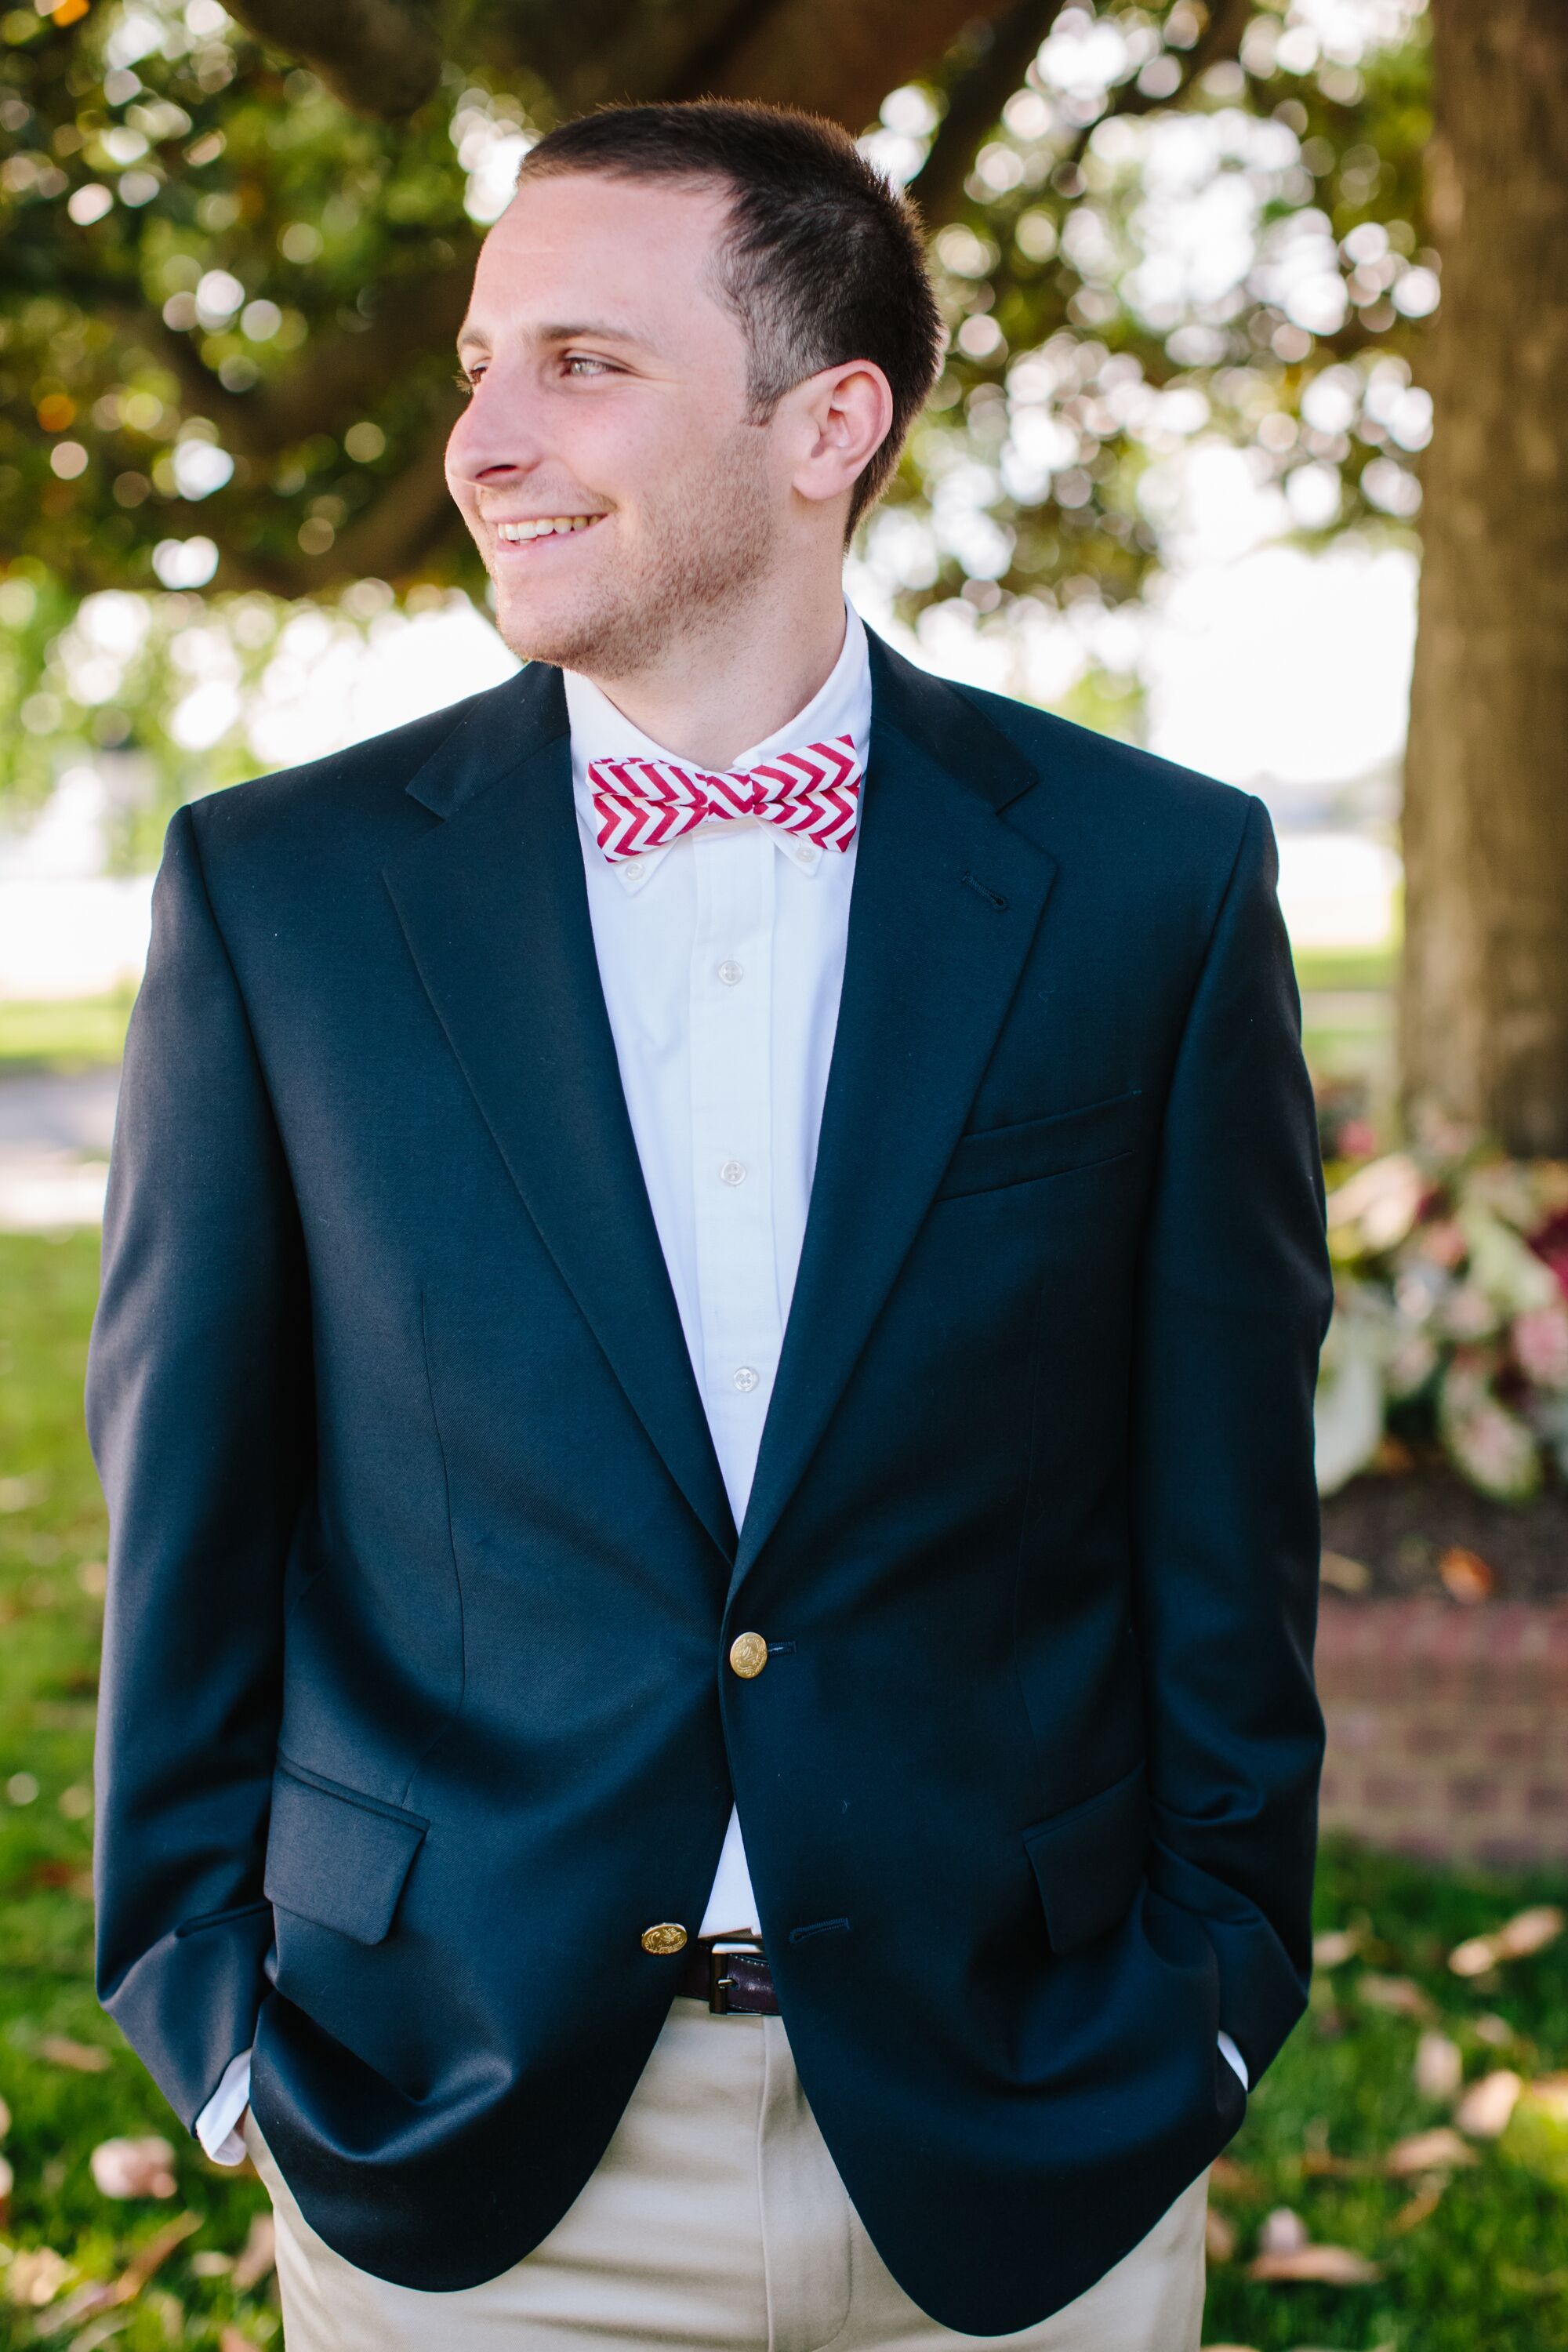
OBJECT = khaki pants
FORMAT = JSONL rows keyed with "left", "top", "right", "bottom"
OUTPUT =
{"left": 244, "top": 2003, "right": 1208, "bottom": 2351}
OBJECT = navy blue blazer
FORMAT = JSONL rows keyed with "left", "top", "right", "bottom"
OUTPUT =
{"left": 86, "top": 625, "right": 1332, "bottom": 2333}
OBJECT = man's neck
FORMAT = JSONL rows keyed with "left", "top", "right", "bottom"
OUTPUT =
{"left": 572, "top": 583, "right": 849, "bottom": 772}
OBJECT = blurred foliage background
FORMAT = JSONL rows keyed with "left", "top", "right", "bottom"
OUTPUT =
{"left": 5, "top": 4, "right": 1568, "bottom": 2343}
{"left": 2, "top": 0, "right": 1434, "bottom": 803}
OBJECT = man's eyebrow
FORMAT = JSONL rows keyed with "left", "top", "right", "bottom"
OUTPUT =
{"left": 534, "top": 318, "right": 654, "bottom": 349}
{"left": 453, "top": 318, "right": 658, "bottom": 362}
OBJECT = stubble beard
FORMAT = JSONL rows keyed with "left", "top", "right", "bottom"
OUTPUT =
{"left": 489, "top": 425, "right": 777, "bottom": 681}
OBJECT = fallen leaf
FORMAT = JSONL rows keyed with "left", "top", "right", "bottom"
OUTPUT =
{"left": 1320, "top": 1550, "right": 1371, "bottom": 1594}
{"left": 1439, "top": 1544, "right": 1494, "bottom": 1603}
{"left": 6, "top": 2246, "right": 74, "bottom": 2307}
{"left": 0, "top": 2151, "right": 11, "bottom": 2227}
{"left": 89, "top": 2136, "right": 177, "bottom": 2199}
{"left": 1391, "top": 2180, "right": 1445, "bottom": 2233}
{"left": 220, "top": 2332, "right": 265, "bottom": 2352}
{"left": 1474, "top": 2013, "right": 1515, "bottom": 2047}
{"left": 1257, "top": 2206, "right": 1309, "bottom": 2255}
{"left": 1414, "top": 2030, "right": 1463, "bottom": 2100}
{"left": 1209, "top": 2154, "right": 1261, "bottom": 2198}
{"left": 187, "top": 2252, "right": 234, "bottom": 2278}
{"left": 32, "top": 2211, "right": 202, "bottom": 2338}
{"left": 114, "top": 2212, "right": 201, "bottom": 2297}
{"left": 1248, "top": 2244, "right": 1382, "bottom": 2284}
{"left": 1450, "top": 1906, "right": 1564, "bottom": 1977}
{"left": 38, "top": 2035, "right": 111, "bottom": 2072}
{"left": 1498, "top": 2264, "right": 1568, "bottom": 2297}
{"left": 1499, "top": 2074, "right": 1568, "bottom": 2195}
{"left": 1313, "top": 1927, "right": 1361, "bottom": 1969}
{"left": 1358, "top": 1972, "right": 1436, "bottom": 2020}
{"left": 1301, "top": 2150, "right": 1377, "bottom": 2177}
{"left": 1385, "top": 2127, "right": 1476, "bottom": 2175}
{"left": 1494, "top": 1907, "right": 1565, "bottom": 1961}
{"left": 1455, "top": 2068, "right": 1524, "bottom": 2137}
{"left": 230, "top": 2212, "right": 276, "bottom": 2292}
{"left": 1205, "top": 2206, "right": 1236, "bottom": 2263}
{"left": 67, "top": 2318, "right": 132, "bottom": 2352}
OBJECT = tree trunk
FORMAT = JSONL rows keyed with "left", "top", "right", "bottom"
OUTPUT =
{"left": 1399, "top": 0, "right": 1568, "bottom": 1155}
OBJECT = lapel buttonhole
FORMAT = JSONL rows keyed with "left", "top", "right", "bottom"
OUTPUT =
{"left": 960, "top": 869, "right": 1010, "bottom": 911}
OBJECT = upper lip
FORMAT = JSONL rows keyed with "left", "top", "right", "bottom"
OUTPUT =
{"left": 487, "top": 510, "right": 605, "bottom": 523}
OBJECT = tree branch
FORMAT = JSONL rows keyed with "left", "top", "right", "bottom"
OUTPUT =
{"left": 223, "top": 0, "right": 442, "bottom": 118}
{"left": 908, "top": 0, "right": 1067, "bottom": 227}
{"left": 118, "top": 257, "right": 475, "bottom": 464}
{"left": 702, "top": 0, "right": 1025, "bottom": 133}
{"left": 211, "top": 416, "right": 465, "bottom": 594}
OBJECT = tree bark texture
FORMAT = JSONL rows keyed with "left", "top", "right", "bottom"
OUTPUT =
{"left": 1400, "top": 0, "right": 1568, "bottom": 1154}
{"left": 225, "top": 0, "right": 1022, "bottom": 126}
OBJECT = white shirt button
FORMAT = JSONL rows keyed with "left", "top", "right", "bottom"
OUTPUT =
{"left": 719, "top": 1159, "right": 747, "bottom": 1187}
{"left": 732, "top": 1366, "right": 760, "bottom": 1393}
{"left": 717, "top": 960, "right": 744, "bottom": 986}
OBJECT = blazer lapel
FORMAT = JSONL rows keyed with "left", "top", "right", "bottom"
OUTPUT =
{"left": 732, "top": 630, "right": 1058, "bottom": 1583}
{"left": 383, "top": 662, "right": 738, "bottom": 1566}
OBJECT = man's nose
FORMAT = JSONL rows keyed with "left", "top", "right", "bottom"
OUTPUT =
{"left": 447, "top": 372, "right": 546, "bottom": 486}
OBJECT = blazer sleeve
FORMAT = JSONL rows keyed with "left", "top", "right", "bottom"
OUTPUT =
{"left": 85, "top": 801, "right": 311, "bottom": 2132}
{"left": 1131, "top": 792, "right": 1334, "bottom": 2084}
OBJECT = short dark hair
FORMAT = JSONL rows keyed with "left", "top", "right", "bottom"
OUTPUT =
{"left": 516, "top": 100, "right": 946, "bottom": 541}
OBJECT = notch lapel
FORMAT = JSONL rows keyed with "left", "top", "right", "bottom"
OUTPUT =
{"left": 383, "top": 663, "right": 737, "bottom": 1566}
{"left": 731, "top": 632, "right": 1058, "bottom": 1584}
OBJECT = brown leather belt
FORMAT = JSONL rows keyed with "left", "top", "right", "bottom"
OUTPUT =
{"left": 675, "top": 1937, "right": 779, "bottom": 2015}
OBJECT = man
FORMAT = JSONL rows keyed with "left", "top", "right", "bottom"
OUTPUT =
{"left": 88, "top": 98, "right": 1332, "bottom": 2350}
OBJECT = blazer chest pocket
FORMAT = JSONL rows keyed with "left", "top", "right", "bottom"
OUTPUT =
{"left": 1023, "top": 1759, "right": 1148, "bottom": 1955}
{"left": 263, "top": 1759, "right": 429, "bottom": 1945}
{"left": 935, "top": 1088, "right": 1144, "bottom": 1201}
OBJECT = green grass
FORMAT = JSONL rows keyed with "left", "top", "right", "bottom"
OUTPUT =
{"left": 0, "top": 997, "right": 135, "bottom": 1075}
{"left": 1293, "top": 945, "right": 1400, "bottom": 996}
{"left": 0, "top": 1233, "right": 273, "bottom": 2348}
{"left": 0, "top": 946, "right": 1395, "bottom": 1092}
{"left": 1203, "top": 1845, "right": 1568, "bottom": 2350}
{"left": 2, "top": 1230, "right": 1566, "bottom": 2349}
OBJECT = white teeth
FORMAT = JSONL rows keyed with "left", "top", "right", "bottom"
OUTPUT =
{"left": 495, "top": 515, "right": 601, "bottom": 541}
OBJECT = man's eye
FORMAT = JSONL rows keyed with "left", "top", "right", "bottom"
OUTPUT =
{"left": 564, "top": 354, "right": 611, "bottom": 377}
{"left": 454, "top": 368, "right": 484, "bottom": 395}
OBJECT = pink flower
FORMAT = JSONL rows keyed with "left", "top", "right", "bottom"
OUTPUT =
{"left": 1513, "top": 1304, "right": 1568, "bottom": 1392}
{"left": 1530, "top": 1208, "right": 1568, "bottom": 1300}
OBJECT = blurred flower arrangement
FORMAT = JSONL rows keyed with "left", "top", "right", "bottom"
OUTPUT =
{"left": 1316, "top": 1126, "right": 1568, "bottom": 1502}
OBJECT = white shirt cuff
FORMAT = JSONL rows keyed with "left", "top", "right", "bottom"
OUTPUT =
{"left": 195, "top": 2035, "right": 1241, "bottom": 2162}
{"left": 194, "top": 2047, "right": 252, "bottom": 2165}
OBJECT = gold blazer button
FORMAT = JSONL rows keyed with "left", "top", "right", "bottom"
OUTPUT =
{"left": 728, "top": 1632, "right": 769, "bottom": 1679}
{"left": 641, "top": 1922, "right": 688, "bottom": 1956}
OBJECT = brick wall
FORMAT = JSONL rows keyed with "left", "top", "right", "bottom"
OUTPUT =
{"left": 1316, "top": 1599, "right": 1568, "bottom": 1867}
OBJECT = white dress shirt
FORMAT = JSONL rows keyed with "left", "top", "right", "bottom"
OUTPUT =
{"left": 195, "top": 590, "right": 1241, "bottom": 2165}
{"left": 565, "top": 592, "right": 870, "bottom": 1943}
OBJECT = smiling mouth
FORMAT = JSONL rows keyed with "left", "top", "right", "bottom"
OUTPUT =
{"left": 493, "top": 514, "right": 606, "bottom": 543}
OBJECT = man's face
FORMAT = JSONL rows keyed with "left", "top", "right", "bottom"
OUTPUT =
{"left": 447, "top": 171, "right": 783, "bottom": 674}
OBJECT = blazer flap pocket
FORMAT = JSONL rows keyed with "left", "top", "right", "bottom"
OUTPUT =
{"left": 1024, "top": 1759, "right": 1148, "bottom": 1955}
{"left": 936, "top": 1088, "right": 1144, "bottom": 1200}
{"left": 263, "top": 1762, "right": 428, "bottom": 1945}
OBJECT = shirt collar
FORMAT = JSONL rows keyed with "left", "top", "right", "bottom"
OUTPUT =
{"left": 564, "top": 593, "right": 871, "bottom": 893}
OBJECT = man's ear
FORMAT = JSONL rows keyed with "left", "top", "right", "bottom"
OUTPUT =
{"left": 791, "top": 360, "right": 894, "bottom": 511}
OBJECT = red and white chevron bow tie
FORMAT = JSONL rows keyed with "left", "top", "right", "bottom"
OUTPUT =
{"left": 586, "top": 734, "right": 862, "bottom": 863}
